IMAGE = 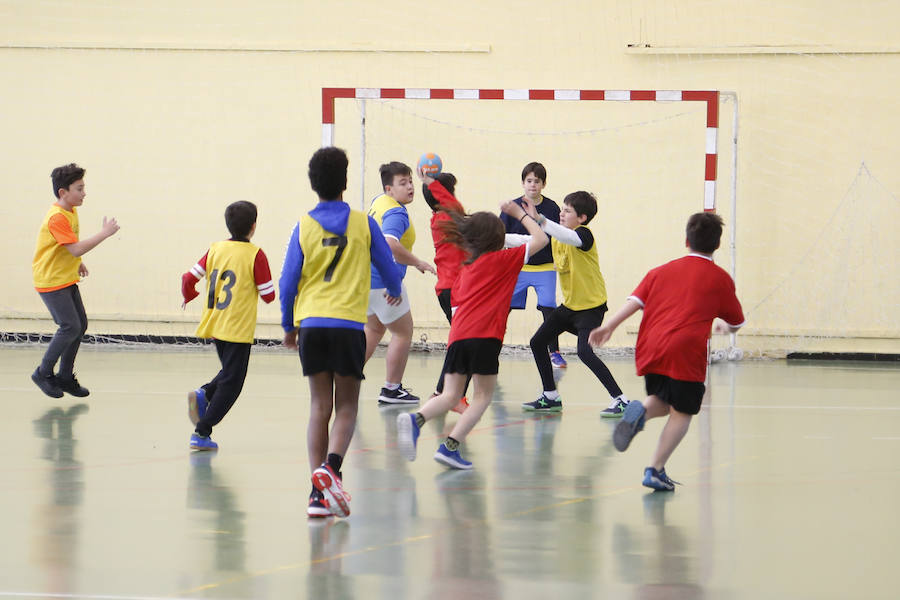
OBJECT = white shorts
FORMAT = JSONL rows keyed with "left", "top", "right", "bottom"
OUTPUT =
{"left": 367, "top": 284, "right": 411, "bottom": 325}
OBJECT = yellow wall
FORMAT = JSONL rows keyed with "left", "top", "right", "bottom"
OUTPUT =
{"left": 2, "top": 0, "right": 898, "bottom": 355}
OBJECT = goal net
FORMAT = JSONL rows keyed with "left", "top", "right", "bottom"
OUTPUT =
{"left": 323, "top": 87, "right": 733, "bottom": 357}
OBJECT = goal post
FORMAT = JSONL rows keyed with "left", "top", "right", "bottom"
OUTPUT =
{"left": 319, "top": 86, "right": 741, "bottom": 356}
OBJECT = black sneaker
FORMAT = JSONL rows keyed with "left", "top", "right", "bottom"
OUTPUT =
{"left": 31, "top": 368, "right": 63, "bottom": 398}
{"left": 600, "top": 398, "right": 629, "bottom": 418}
{"left": 57, "top": 374, "right": 90, "bottom": 397}
{"left": 521, "top": 394, "right": 563, "bottom": 412}
{"left": 378, "top": 384, "right": 420, "bottom": 404}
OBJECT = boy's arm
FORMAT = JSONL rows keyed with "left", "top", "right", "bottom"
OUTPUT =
{"left": 181, "top": 251, "right": 209, "bottom": 306}
{"left": 369, "top": 216, "right": 403, "bottom": 302}
{"left": 427, "top": 180, "right": 463, "bottom": 212}
{"left": 253, "top": 249, "right": 276, "bottom": 304}
{"left": 539, "top": 218, "right": 583, "bottom": 247}
{"left": 589, "top": 297, "right": 642, "bottom": 347}
{"left": 278, "top": 224, "right": 304, "bottom": 334}
{"left": 62, "top": 216, "right": 120, "bottom": 257}
{"left": 381, "top": 209, "right": 436, "bottom": 274}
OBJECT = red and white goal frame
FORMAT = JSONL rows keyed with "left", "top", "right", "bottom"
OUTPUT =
{"left": 321, "top": 87, "right": 721, "bottom": 211}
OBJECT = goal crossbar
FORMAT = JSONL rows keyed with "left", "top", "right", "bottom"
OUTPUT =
{"left": 321, "top": 87, "right": 720, "bottom": 210}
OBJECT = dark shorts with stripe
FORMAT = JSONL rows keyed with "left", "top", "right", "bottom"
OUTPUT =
{"left": 644, "top": 373, "right": 706, "bottom": 415}
{"left": 298, "top": 327, "right": 366, "bottom": 380}
{"left": 443, "top": 338, "right": 503, "bottom": 376}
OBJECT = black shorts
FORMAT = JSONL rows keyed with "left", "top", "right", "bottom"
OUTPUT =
{"left": 443, "top": 338, "right": 503, "bottom": 376}
{"left": 644, "top": 373, "right": 706, "bottom": 415}
{"left": 298, "top": 327, "right": 366, "bottom": 380}
{"left": 550, "top": 303, "right": 608, "bottom": 336}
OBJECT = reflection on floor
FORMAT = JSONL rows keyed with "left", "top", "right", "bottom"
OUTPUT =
{"left": 1, "top": 346, "right": 898, "bottom": 599}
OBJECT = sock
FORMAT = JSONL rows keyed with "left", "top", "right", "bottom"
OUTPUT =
{"left": 614, "top": 394, "right": 628, "bottom": 403}
{"left": 414, "top": 412, "right": 426, "bottom": 428}
{"left": 543, "top": 390, "right": 560, "bottom": 400}
{"left": 444, "top": 436, "right": 460, "bottom": 451}
{"left": 385, "top": 382, "right": 400, "bottom": 390}
{"left": 326, "top": 453, "right": 343, "bottom": 475}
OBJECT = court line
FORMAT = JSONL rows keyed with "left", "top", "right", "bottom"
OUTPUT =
{"left": 0, "top": 592, "right": 198, "bottom": 600}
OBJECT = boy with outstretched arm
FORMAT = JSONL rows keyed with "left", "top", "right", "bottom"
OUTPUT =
{"left": 589, "top": 212, "right": 744, "bottom": 491}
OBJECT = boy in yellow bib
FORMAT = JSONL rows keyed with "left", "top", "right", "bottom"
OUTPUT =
{"left": 280, "top": 147, "right": 402, "bottom": 518}
{"left": 510, "top": 192, "right": 630, "bottom": 414}
{"left": 31, "top": 163, "right": 120, "bottom": 398}
{"left": 181, "top": 201, "right": 275, "bottom": 451}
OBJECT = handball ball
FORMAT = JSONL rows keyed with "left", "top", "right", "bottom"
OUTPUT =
{"left": 417, "top": 152, "right": 442, "bottom": 176}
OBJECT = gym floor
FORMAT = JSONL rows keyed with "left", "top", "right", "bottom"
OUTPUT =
{"left": 1, "top": 345, "right": 897, "bottom": 599}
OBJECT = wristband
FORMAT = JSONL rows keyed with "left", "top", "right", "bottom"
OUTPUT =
{"left": 519, "top": 213, "right": 531, "bottom": 223}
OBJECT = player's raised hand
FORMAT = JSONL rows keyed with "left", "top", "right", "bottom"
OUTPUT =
{"left": 417, "top": 166, "right": 435, "bottom": 185}
{"left": 520, "top": 197, "right": 539, "bottom": 220}
{"left": 101, "top": 216, "right": 120, "bottom": 238}
{"left": 500, "top": 200, "right": 526, "bottom": 220}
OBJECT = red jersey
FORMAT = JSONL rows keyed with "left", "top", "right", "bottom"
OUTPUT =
{"left": 632, "top": 254, "right": 744, "bottom": 382}
{"left": 448, "top": 244, "right": 528, "bottom": 345}
{"left": 428, "top": 180, "right": 467, "bottom": 293}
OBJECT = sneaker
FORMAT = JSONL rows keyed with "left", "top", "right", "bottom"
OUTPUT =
{"left": 307, "top": 489, "right": 332, "bottom": 518}
{"left": 550, "top": 351, "right": 567, "bottom": 369}
{"left": 434, "top": 443, "right": 473, "bottom": 470}
{"left": 190, "top": 433, "right": 219, "bottom": 451}
{"left": 379, "top": 384, "right": 420, "bottom": 404}
{"left": 613, "top": 400, "right": 646, "bottom": 451}
{"left": 396, "top": 413, "right": 420, "bottom": 461}
{"left": 188, "top": 388, "right": 209, "bottom": 425}
{"left": 56, "top": 374, "right": 89, "bottom": 397}
{"left": 450, "top": 396, "right": 469, "bottom": 415}
{"left": 642, "top": 467, "right": 680, "bottom": 491}
{"left": 31, "top": 368, "right": 63, "bottom": 398}
{"left": 521, "top": 394, "right": 562, "bottom": 412}
{"left": 312, "top": 464, "right": 351, "bottom": 518}
{"left": 601, "top": 398, "right": 629, "bottom": 418}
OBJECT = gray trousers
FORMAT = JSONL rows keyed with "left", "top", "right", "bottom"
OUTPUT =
{"left": 38, "top": 285, "right": 88, "bottom": 378}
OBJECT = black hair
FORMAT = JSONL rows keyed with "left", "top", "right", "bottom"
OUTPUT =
{"left": 308, "top": 147, "right": 348, "bottom": 200}
{"left": 521, "top": 161, "right": 547, "bottom": 184}
{"left": 686, "top": 212, "right": 724, "bottom": 254}
{"left": 563, "top": 191, "right": 598, "bottom": 224}
{"left": 225, "top": 200, "right": 257, "bottom": 239}
{"left": 51, "top": 163, "right": 85, "bottom": 198}
{"left": 422, "top": 172, "right": 457, "bottom": 211}
{"left": 380, "top": 161, "right": 412, "bottom": 189}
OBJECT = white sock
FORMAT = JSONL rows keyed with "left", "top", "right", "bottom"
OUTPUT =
{"left": 385, "top": 382, "right": 400, "bottom": 390}
{"left": 543, "top": 390, "right": 560, "bottom": 400}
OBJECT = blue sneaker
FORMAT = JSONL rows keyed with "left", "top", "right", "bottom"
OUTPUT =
{"left": 643, "top": 467, "right": 680, "bottom": 491}
{"left": 190, "top": 433, "right": 218, "bottom": 451}
{"left": 434, "top": 443, "right": 473, "bottom": 470}
{"left": 188, "top": 388, "right": 209, "bottom": 425}
{"left": 613, "top": 400, "right": 646, "bottom": 451}
{"left": 396, "top": 413, "right": 420, "bottom": 461}
{"left": 550, "top": 351, "right": 567, "bottom": 369}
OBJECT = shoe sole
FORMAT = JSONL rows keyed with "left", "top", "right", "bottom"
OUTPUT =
{"left": 188, "top": 391, "right": 200, "bottom": 425}
{"left": 396, "top": 414, "right": 418, "bottom": 461}
{"left": 307, "top": 506, "right": 333, "bottom": 518}
{"left": 378, "top": 396, "right": 420, "bottom": 404}
{"left": 312, "top": 470, "right": 350, "bottom": 518}
{"left": 190, "top": 443, "right": 218, "bottom": 451}
{"left": 433, "top": 452, "right": 473, "bottom": 470}
{"left": 642, "top": 478, "right": 675, "bottom": 491}
{"left": 600, "top": 411, "right": 624, "bottom": 419}
{"left": 613, "top": 402, "right": 646, "bottom": 451}
{"left": 522, "top": 405, "right": 562, "bottom": 413}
